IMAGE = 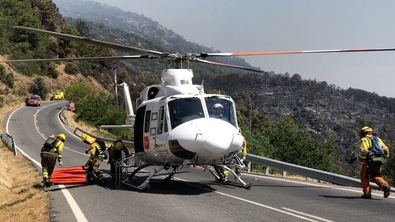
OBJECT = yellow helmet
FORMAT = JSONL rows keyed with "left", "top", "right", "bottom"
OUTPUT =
{"left": 57, "top": 133, "right": 66, "bottom": 142}
{"left": 361, "top": 126, "right": 373, "bottom": 132}
{"left": 81, "top": 133, "right": 96, "bottom": 144}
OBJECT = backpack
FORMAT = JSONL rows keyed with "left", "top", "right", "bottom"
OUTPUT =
{"left": 370, "top": 136, "right": 384, "bottom": 157}
{"left": 96, "top": 139, "right": 106, "bottom": 152}
{"left": 42, "top": 136, "right": 56, "bottom": 152}
{"left": 95, "top": 139, "right": 108, "bottom": 160}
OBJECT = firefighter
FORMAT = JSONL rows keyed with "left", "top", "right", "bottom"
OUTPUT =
{"left": 108, "top": 139, "right": 130, "bottom": 183}
{"left": 241, "top": 137, "right": 248, "bottom": 161}
{"left": 235, "top": 138, "right": 248, "bottom": 176}
{"left": 41, "top": 133, "right": 66, "bottom": 187}
{"left": 82, "top": 133, "right": 107, "bottom": 183}
{"left": 359, "top": 126, "right": 391, "bottom": 199}
{"left": 213, "top": 165, "right": 229, "bottom": 182}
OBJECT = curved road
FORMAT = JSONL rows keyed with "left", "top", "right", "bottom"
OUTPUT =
{"left": 6, "top": 101, "right": 395, "bottom": 222}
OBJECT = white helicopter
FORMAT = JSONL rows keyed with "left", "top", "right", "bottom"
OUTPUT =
{"left": 3, "top": 26, "right": 395, "bottom": 190}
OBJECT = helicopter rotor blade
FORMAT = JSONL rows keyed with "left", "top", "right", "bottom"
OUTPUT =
{"left": 0, "top": 55, "right": 159, "bottom": 63}
{"left": 13, "top": 26, "right": 165, "bottom": 56}
{"left": 195, "top": 58, "right": 263, "bottom": 73}
{"left": 200, "top": 47, "right": 395, "bottom": 57}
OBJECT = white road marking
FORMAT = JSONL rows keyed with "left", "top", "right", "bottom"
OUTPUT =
{"left": 244, "top": 173, "right": 394, "bottom": 199}
{"left": 215, "top": 191, "right": 321, "bottom": 222}
{"left": 281, "top": 207, "right": 334, "bottom": 222}
{"left": 6, "top": 103, "right": 89, "bottom": 222}
{"left": 34, "top": 103, "right": 88, "bottom": 156}
{"left": 58, "top": 185, "right": 88, "bottom": 222}
{"left": 175, "top": 177, "right": 320, "bottom": 221}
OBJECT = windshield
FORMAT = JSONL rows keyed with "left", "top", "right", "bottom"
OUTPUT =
{"left": 205, "top": 96, "right": 237, "bottom": 126}
{"left": 168, "top": 98, "right": 204, "bottom": 129}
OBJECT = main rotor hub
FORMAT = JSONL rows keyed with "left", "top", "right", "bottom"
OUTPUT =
{"left": 161, "top": 69, "right": 194, "bottom": 86}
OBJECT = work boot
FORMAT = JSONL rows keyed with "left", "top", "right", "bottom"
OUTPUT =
{"left": 42, "top": 178, "right": 48, "bottom": 187}
{"left": 360, "top": 194, "right": 372, "bottom": 199}
{"left": 383, "top": 186, "right": 391, "bottom": 198}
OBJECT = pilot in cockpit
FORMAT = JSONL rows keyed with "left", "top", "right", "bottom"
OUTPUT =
{"left": 212, "top": 103, "right": 224, "bottom": 119}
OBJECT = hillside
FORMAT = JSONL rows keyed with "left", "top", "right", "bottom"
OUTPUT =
{"left": 53, "top": 0, "right": 252, "bottom": 68}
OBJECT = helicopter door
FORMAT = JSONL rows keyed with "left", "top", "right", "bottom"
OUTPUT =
{"left": 134, "top": 105, "right": 146, "bottom": 153}
{"left": 157, "top": 106, "right": 165, "bottom": 135}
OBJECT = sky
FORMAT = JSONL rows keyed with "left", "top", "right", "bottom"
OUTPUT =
{"left": 92, "top": 0, "right": 395, "bottom": 97}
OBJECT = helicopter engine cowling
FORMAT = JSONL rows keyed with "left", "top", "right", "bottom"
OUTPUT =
{"left": 169, "top": 118, "right": 243, "bottom": 163}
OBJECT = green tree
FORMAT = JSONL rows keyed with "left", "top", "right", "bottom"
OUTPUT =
{"left": 65, "top": 82, "right": 93, "bottom": 103}
{"left": 29, "top": 77, "right": 47, "bottom": 98}
{"left": 76, "top": 93, "right": 125, "bottom": 127}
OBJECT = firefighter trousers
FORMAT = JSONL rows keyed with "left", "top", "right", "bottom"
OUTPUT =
{"left": 41, "top": 151, "right": 57, "bottom": 181}
{"left": 89, "top": 158, "right": 104, "bottom": 180}
{"left": 360, "top": 159, "right": 388, "bottom": 195}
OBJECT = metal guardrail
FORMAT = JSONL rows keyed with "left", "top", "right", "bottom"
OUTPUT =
{"left": 1, "top": 133, "right": 17, "bottom": 156}
{"left": 247, "top": 153, "right": 394, "bottom": 191}
{"left": 59, "top": 108, "right": 68, "bottom": 125}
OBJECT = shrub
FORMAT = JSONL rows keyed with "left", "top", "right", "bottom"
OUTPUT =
{"left": 64, "top": 63, "right": 79, "bottom": 74}
{"left": 45, "top": 63, "right": 59, "bottom": 78}
{"left": 29, "top": 77, "right": 48, "bottom": 98}
{"left": 0, "top": 65, "right": 14, "bottom": 88}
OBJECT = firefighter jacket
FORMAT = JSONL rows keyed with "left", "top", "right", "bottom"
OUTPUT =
{"left": 43, "top": 139, "right": 64, "bottom": 160}
{"left": 241, "top": 138, "right": 248, "bottom": 159}
{"left": 86, "top": 142, "right": 106, "bottom": 164}
{"left": 359, "top": 134, "right": 389, "bottom": 160}
{"left": 108, "top": 140, "right": 130, "bottom": 163}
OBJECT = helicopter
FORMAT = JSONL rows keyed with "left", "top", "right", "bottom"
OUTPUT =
{"left": 2, "top": 26, "right": 395, "bottom": 190}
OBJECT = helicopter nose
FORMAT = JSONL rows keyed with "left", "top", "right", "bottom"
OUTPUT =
{"left": 170, "top": 118, "right": 243, "bottom": 157}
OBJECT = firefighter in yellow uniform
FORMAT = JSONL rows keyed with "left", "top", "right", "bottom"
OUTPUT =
{"left": 108, "top": 139, "right": 130, "bottom": 183}
{"left": 359, "top": 126, "right": 391, "bottom": 199}
{"left": 235, "top": 138, "right": 248, "bottom": 176}
{"left": 241, "top": 137, "right": 248, "bottom": 161}
{"left": 41, "top": 133, "right": 66, "bottom": 187}
{"left": 82, "top": 133, "right": 107, "bottom": 183}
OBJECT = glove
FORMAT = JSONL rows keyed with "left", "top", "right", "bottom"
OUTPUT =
{"left": 59, "top": 160, "right": 63, "bottom": 166}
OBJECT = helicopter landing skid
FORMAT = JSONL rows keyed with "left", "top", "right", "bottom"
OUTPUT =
{"left": 206, "top": 165, "right": 252, "bottom": 189}
{"left": 121, "top": 164, "right": 164, "bottom": 191}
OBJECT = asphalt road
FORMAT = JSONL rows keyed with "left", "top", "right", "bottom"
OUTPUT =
{"left": 5, "top": 101, "right": 395, "bottom": 222}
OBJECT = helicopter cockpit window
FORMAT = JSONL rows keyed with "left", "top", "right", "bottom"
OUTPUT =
{"left": 205, "top": 97, "right": 237, "bottom": 126}
{"left": 168, "top": 98, "right": 204, "bottom": 129}
{"left": 147, "top": 87, "right": 159, "bottom": 100}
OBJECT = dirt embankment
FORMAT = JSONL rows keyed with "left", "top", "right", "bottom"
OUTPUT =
{"left": 0, "top": 103, "right": 48, "bottom": 222}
